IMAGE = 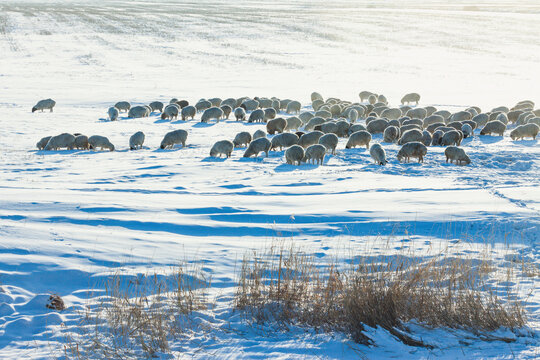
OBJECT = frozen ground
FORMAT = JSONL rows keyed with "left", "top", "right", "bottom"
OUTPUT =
{"left": 0, "top": 0, "right": 539, "bottom": 358}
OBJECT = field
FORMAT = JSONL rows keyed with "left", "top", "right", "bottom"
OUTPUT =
{"left": 0, "top": 1, "right": 539, "bottom": 359}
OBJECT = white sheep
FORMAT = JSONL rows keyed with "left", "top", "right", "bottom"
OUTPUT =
{"left": 32, "top": 98, "right": 56, "bottom": 113}
{"left": 252, "top": 130, "right": 266, "bottom": 141}
{"left": 305, "top": 116, "right": 326, "bottom": 131}
{"left": 128, "top": 105, "right": 150, "bottom": 118}
{"left": 44, "top": 133, "right": 75, "bottom": 150}
{"left": 335, "top": 120, "right": 350, "bottom": 137}
{"left": 381, "top": 108, "right": 402, "bottom": 120}
{"left": 272, "top": 99, "right": 281, "bottom": 111}
{"left": 234, "top": 107, "right": 247, "bottom": 121}
{"left": 311, "top": 92, "right": 324, "bottom": 102}
{"left": 74, "top": 135, "right": 89, "bottom": 150}
{"left": 161, "top": 104, "right": 180, "bottom": 120}
{"left": 210, "top": 140, "right": 234, "bottom": 157}
{"left": 201, "top": 107, "right": 224, "bottom": 123}
{"left": 108, "top": 106, "right": 119, "bottom": 121}
{"left": 318, "top": 133, "right": 338, "bottom": 154}
{"left": 233, "top": 132, "right": 252, "bottom": 147}
{"left": 285, "top": 145, "right": 305, "bottom": 165}
{"left": 383, "top": 126, "right": 400, "bottom": 143}
{"left": 461, "top": 123, "right": 473, "bottom": 138}
{"left": 299, "top": 111, "right": 315, "bottom": 124}
{"left": 472, "top": 113, "right": 489, "bottom": 128}
{"left": 496, "top": 112, "right": 509, "bottom": 125}
{"left": 421, "top": 131, "right": 432, "bottom": 146}
{"left": 241, "top": 99, "right": 259, "bottom": 111}
{"left": 406, "top": 108, "right": 427, "bottom": 119}
{"left": 160, "top": 129, "right": 188, "bottom": 149}
{"left": 349, "top": 124, "right": 367, "bottom": 135}
{"left": 359, "top": 91, "right": 376, "bottom": 102}
{"left": 88, "top": 135, "right": 115, "bottom": 151}
{"left": 398, "top": 129, "right": 423, "bottom": 145}
{"left": 149, "top": 101, "right": 164, "bottom": 112}
{"left": 221, "top": 98, "right": 237, "bottom": 109}
{"left": 243, "top": 137, "right": 271, "bottom": 157}
{"left": 129, "top": 131, "right": 145, "bottom": 150}
{"left": 195, "top": 100, "right": 212, "bottom": 112}
{"left": 286, "top": 100, "right": 301, "bottom": 114}
{"left": 528, "top": 117, "right": 540, "bottom": 127}
{"left": 426, "top": 122, "right": 446, "bottom": 134}
{"left": 366, "top": 119, "right": 389, "bottom": 134}
{"left": 209, "top": 98, "right": 222, "bottom": 107}
{"left": 285, "top": 116, "right": 302, "bottom": 131}
{"left": 397, "top": 142, "right": 427, "bottom": 163}
{"left": 433, "top": 110, "right": 451, "bottom": 120}
{"left": 271, "top": 133, "right": 299, "bottom": 150}
{"left": 423, "top": 114, "right": 444, "bottom": 128}
{"left": 220, "top": 105, "right": 232, "bottom": 119}
{"left": 444, "top": 146, "right": 471, "bottom": 165}
{"left": 264, "top": 107, "right": 277, "bottom": 121}
{"left": 348, "top": 108, "right": 359, "bottom": 123}
{"left": 431, "top": 130, "right": 444, "bottom": 146}
{"left": 378, "top": 94, "right": 388, "bottom": 104}
{"left": 403, "top": 118, "right": 423, "bottom": 128}
{"left": 510, "top": 123, "right": 539, "bottom": 140}
{"left": 298, "top": 131, "right": 324, "bottom": 148}
{"left": 181, "top": 105, "right": 196, "bottom": 120}
{"left": 424, "top": 106, "right": 437, "bottom": 116}
{"left": 368, "top": 94, "right": 377, "bottom": 105}
{"left": 257, "top": 98, "right": 272, "bottom": 108}
{"left": 36, "top": 136, "right": 52, "bottom": 150}
{"left": 448, "top": 111, "right": 472, "bottom": 123}
{"left": 401, "top": 93, "right": 420, "bottom": 105}
{"left": 441, "top": 130, "right": 463, "bottom": 146}
{"left": 312, "top": 99, "right": 324, "bottom": 111}
{"left": 369, "top": 143, "right": 387, "bottom": 165}
{"left": 303, "top": 144, "right": 326, "bottom": 165}
{"left": 480, "top": 120, "right": 506, "bottom": 136}
{"left": 115, "top": 101, "right": 130, "bottom": 112}
{"left": 346, "top": 130, "right": 372, "bottom": 149}
{"left": 248, "top": 109, "right": 265, "bottom": 123}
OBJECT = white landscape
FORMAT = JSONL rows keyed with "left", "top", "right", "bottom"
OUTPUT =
{"left": 0, "top": 0, "right": 539, "bottom": 359}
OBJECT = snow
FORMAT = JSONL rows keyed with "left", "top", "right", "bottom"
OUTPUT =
{"left": 0, "top": 0, "right": 539, "bottom": 358}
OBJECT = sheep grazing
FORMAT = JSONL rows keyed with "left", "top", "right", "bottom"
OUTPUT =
{"left": 210, "top": 140, "right": 234, "bottom": 158}
{"left": 249, "top": 130, "right": 266, "bottom": 141}
{"left": 447, "top": 121, "right": 463, "bottom": 131}
{"left": 36, "top": 136, "right": 52, "bottom": 150}
{"left": 284, "top": 116, "right": 302, "bottom": 131}
{"left": 298, "top": 131, "right": 324, "bottom": 148}
{"left": 315, "top": 122, "right": 338, "bottom": 135}
{"left": 397, "top": 142, "right": 427, "bottom": 163}
{"left": 406, "top": 108, "right": 427, "bottom": 119}
{"left": 241, "top": 99, "right": 259, "bottom": 111}
{"left": 424, "top": 106, "right": 437, "bottom": 116}
{"left": 366, "top": 118, "right": 389, "bottom": 134}
{"left": 346, "top": 130, "right": 372, "bottom": 149}
{"left": 431, "top": 130, "right": 444, "bottom": 146}
{"left": 128, "top": 105, "right": 150, "bottom": 118}
{"left": 449, "top": 111, "right": 472, "bottom": 123}
{"left": 161, "top": 104, "right": 180, "bottom": 120}
{"left": 149, "top": 101, "right": 164, "bottom": 112}
{"left": 32, "top": 98, "right": 56, "bottom": 113}
{"left": 201, "top": 107, "right": 224, "bottom": 123}
{"left": 426, "top": 122, "right": 446, "bottom": 134}
{"left": 472, "top": 113, "right": 489, "bottom": 128}
{"left": 383, "top": 126, "right": 400, "bottom": 143}
{"left": 220, "top": 105, "right": 232, "bottom": 119}
{"left": 248, "top": 109, "right": 265, "bottom": 123}
{"left": 264, "top": 107, "right": 277, "bottom": 121}
{"left": 115, "top": 101, "right": 130, "bottom": 112}
{"left": 160, "top": 129, "right": 188, "bottom": 149}
{"left": 510, "top": 123, "right": 539, "bottom": 140}
{"left": 233, "top": 131, "right": 252, "bottom": 147}
{"left": 257, "top": 98, "right": 272, "bottom": 108}
{"left": 378, "top": 94, "right": 388, "bottom": 104}
{"left": 423, "top": 114, "right": 444, "bottom": 128}
{"left": 528, "top": 117, "right": 540, "bottom": 127}
{"left": 181, "top": 105, "right": 196, "bottom": 120}
{"left": 319, "top": 133, "right": 338, "bottom": 154}
{"left": 369, "top": 143, "right": 387, "bottom": 165}
{"left": 169, "top": 98, "right": 178, "bottom": 104}
{"left": 129, "top": 131, "right": 145, "bottom": 150}
{"left": 74, "top": 135, "right": 89, "bottom": 150}
{"left": 234, "top": 107, "right": 247, "bottom": 121}
{"left": 441, "top": 130, "right": 463, "bottom": 146}
{"left": 381, "top": 108, "right": 402, "bottom": 120}
{"left": 209, "top": 98, "right": 222, "bottom": 107}
{"left": 496, "top": 112, "right": 509, "bottom": 125}
{"left": 286, "top": 100, "right": 301, "bottom": 114}
{"left": 421, "top": 131, "right": 432, "bottom": 146}
{"left": 480, "top": 120, "right": 506, "bottom": 136}
{"left": 311, "top": 92, "right": 324, "bottom": 102}
{"left": 195, "top": 100, "right": 212, "bottom": 112}
{"left": 299, "top": 111, "right": 315, "bottom": 124}
{"left": 401, "top": 93, "right": 420, "bottom": 105}
{"left": 349, "top": 124, "right": 366, "bottom": 135}
{"left": 175, "top": 100, "right": 189, "bottom": 108}
{"left": 108, "top": 106, "right": 119, "bottom": 121}
{"left": 347, "top": 108, "right": 359, "bottom": 123}
{"left": 359, "top": 91, "right": 375, "bottom": 102}
{"left": 243, "top": 137, "right": 271, "bottom": 158}
{"left": 398, "top": 129, "right": 423, "bottom": 145}
{"left": 312, "top": 99, "right": 324, "bottom": 111}
{"left": 433, "top": 110, "right": 451, "bottom": 121}
{"left": 516, "top": 112, "right": 534, "bottom": 125}
{"left": 445, "top": 146, "right": 471, "bottom": 165}
{"left": 461, "top": 123, "right": 473, "bottom": 138}
{"left": 88, "top": 135, "right": 115, "bottom": 151}
{"left": 303, "top": 144, "right": 326, "bottom": 165}
{"left": 272, "top": 99, "right": 281, "bottom": 111}
{"left": 367, "top": 94, "right": 377, "bottom": 105}
{"left": 403, "top": 118, "right": 423, "bottom": 128}
{"left": 335, "top": 120, "right": 350, "bottom": 137}
{"left": 507, "top": 110, "right": 524, "bottom": 124}
{"left": 329, "top": 104, "right": 342, "bottom": 117}
{"left": 44, "top": 133, "right": 75, "bottom": 150}
{"left": 271, "top": 133, "right": 299, "bottom": 150}
{"left": 305, "top": 116, "right": 326, "bottom": 131}
{"left": 285, "top": 145, "right": 305, "bottom": 165}
{"left": 221, "top": 98, "right": 237, "bottom": 109}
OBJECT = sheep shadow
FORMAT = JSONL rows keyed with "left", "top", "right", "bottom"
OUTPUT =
{"left": 237, "top": 156, "right": 266, "bottom": 163}
{"left": 192, "top": 122, "right": 217, "bottom": 128}
{"left": 511, "top": 139, "right": 537, "bottom": 146}
{"left": 153, "top": 118, "right": 170, "bottom": 124}
{"left": 152, "top": 144, "right": 195, "bottom": 152}
{"left": 201, "top": 156, "right": 228, "bottom": 163}
{"left": 274, "top": 163, "right": 319, "bottom": 172}
{"left": 170, "top": 119, "right": 188, "bottom": 124}
{"left": 477, "top": 135, "right": 504, "bottom": 144}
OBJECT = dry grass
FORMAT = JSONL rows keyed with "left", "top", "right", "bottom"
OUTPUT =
{"left": 234, "top": 244, "right": 526, "bottom": 347}
{"left": 63, "top": 263, "right": 209, "bottom": 359}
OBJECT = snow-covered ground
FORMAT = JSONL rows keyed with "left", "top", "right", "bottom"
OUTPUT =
{"left": 0, "top": 0, "right": 539, "bottom": 358}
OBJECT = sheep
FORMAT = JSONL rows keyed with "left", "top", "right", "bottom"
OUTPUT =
{"left": 221, "top": 98, "right": 237, "bottom": 109}
{"left": 88, "top": 135, "right": 115, "bottom": 151}
{"left": 285, "top": 145, "right": 305, "bottom": 165}
{"left": 318, "top": 133, "right": 339, "bottom": 154}
{"left": 378, "top": 94, "right": 388, "bottom": 104}
{"left": 472, "top": 113, "right": 489, "bottom": 128}
{"left": 382, "top": 126, "right": 399, "bottom": 143}
{"left": 366, "top": 119, "right": 388, "bottom": 134}
{"left": 44, "top": 133, "right": 76, "bottom": 150}
{"left": 175, "top": 100, "right": 189, "bottom": 108}
{"left": 441, "top": 130, "right": 463, "bottom": 146}
{"left": 401, "top": 93, "right": 420, "bottom": 105}
{"left": 253, "top": 129, "right": 267, "bottom": 140}
{"left": 195, "top": 100, "right": 212, "bottom": 112}
{"left": 286, "top": 100, "right": 301, "bottom": 114}
{"left": 108, "top": 106, "right": 119, "bottom": 121}
{"left": 161, "top": 104, "right": 180, "bottom": 120}
{"left": 271, "top": 133, "right": 299, "bottom": 150}
{"left": 257, "top": 98, "right": 272, "bottom": 108}
{"left": 398, "top": 129, "right": 423, "bottom": 145}
{"left": 311, "top": 92, "right": 324, "bottom": 102}
{"left": 299, "top": 111, "right": 314, "bottom": 124}
{"left": 491, "top": 106, "right": 509, "bottom": 114}
{"left": 432, "top": 130, "right": 444, "bottom": 146}
{"left": 359, "top": 91, "right": 376, "bottom": 102}
{"left": 423, "top": 114, "right": 444, "bottom": 128}
{"left": 36, "top": 136, "right": 52, "bottom": 150}
{"left": 447, "top": 121, "right": 464, "bottom": 130}
{"left": 243, "top": 137, "right": 271, "bottom": 158}
{"left": 160, "top": 129, "right": 188, "bottom": 149}
{"left": 128, "top": 105, "right": 150, "bottom": 118}
{"left": 397, "top": 142, "right": 427, "bottom": 163}
{"left": 433, "top": 110, "right": 451, "bottom": 121}
{"left": 208, "top": 98, "right": 222, "bottom": 107}
{"left": 74, "top": 135, "right": 89, "bottom": 150}
{"left": 169, "top": 98, "right": 178, "bottom": 104}
{"left": 298, "top": 131, "right": 324, "bottom": 148}
{"left": 510, "top": 123, "right": 539, "bottom": 140}
{"left": 496, "top": 113, "right": 509, "bottom": 125}
{"left": 507, "top": 110, "right": 524, "bottom": 124}
{"left": 264, "top": 107, "right": 277, "bottom": 121}
{"left": 315, "top": 122, "right": 339, "bottom": 135}
{"left": 462, "top": 120, "right": 477, "bottom": 130}
{"left": 381, "top": 108, "right": 402, "bottom": 120}
{"left": 305, "top": 116, "right": 327, "bottom": 131}
{"left": 426, "top": 122, "right": 446, "bottom": 134}
{"left": 149, "top": 101, "right": 164, "bottom": 112}
{"left": 367, "top": 94, "right": 377, "bottom": 105}
{"left": 115, "top": 101, "right": 130, "bottom": 112}
{"left": 480, "top": 120, "right": 506, "bottom": 136}
{"left": 201, "top": 107, "right": 224, "bottom": 123}
{"left": 421, "top": 131, "right": 432, "bottom": 146}
{"left": 346, "top": 130, "right": 371, "bottom": 149}
{"left": 329, "top": 104, "right": 342, "bottom": 117}
{"left": 181, "top": 105, "right": 196, "bottom": 120}
{"left": 234, "top": 107, "right": 247, "bottom": 121}
{"left": 303, "top": 144, "right": 326, "bottom": 165}
{"left": 424, "top": 106, "right": 437, "bottom": 116}
{"left": 210, "top": 140, "right": 234, "bottom": 158}
{"left": 528, "top": 117, "right": 540, "bottom": 127}
{"left": 335, "top": 120, "right": 350, "bottom": 137}
{"left": 315, "top": 110, "right": 332, "bottom": 119}
{"left": 445, "top": 146, "right": 471, "bottom": 165}
{"left": 373, "top": 106, "right": 389, "bottom": 117}
{"left": 461, "top": 123, "right": 473, "bottom": 138}
{"left": 266, "top": 117, "right": 286, "bottom": 135}
{"left": 285, "top": 116, "right": 302, "bottom": 131}
{"left": 32, "top": 98, "right": 56, "bottom": 113}
{"left": 448, "top": 111, "right": 472, "bottom": 123}
{"left": 403, "top": 118, "right": 423, "bottom": 128}
{"left": 248, "top": 109, "right": 265, "bottom": 123}
{"left": 516, "top": 112, "right": 534, "bottom": 125}
{"left": 369, "top": 143, "right": 387, "bottom": 165}
{"left": 233, "top": 131, "right": 252, "bottom": 147}
{"left": 241, "top": 99, "right": 259, "bottom": 111}
{"left": 406, "top": 108, "right": 427, "bottom": 119}
{"left": 129, "top": 131, "right": 145, "bottom": 150}
{"left": 271, "top": 99, "right": 281, "bottom": 111}
{"left": 465, "top": 107, "right": 478, "bottom": 117}
{"left": 220, "top": 105, "right": 232, "bottom": 119}
{"left": 388, "top": 119, "right": 400, "bottom": 128}
{"left": 312, "top": 99, "right": 325, "bottom": 111}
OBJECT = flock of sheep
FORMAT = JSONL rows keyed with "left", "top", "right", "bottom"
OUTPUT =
{"left": 33, "top": 91, "right": 539, "bottom": 167}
